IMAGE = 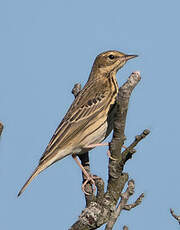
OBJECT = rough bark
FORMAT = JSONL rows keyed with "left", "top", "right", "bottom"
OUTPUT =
{"left": 70, "top": 72, "right": 149, "bottom": 229}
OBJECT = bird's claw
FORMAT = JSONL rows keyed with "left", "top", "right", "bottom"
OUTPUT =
{"left": 82, "top": 175, "right": 98, "bottom": 195}
{"left": 107, "top": 150, "right": 117, "bottom": 160}
{"left": 107, "top": 145, "right": 127, "bottom": 161}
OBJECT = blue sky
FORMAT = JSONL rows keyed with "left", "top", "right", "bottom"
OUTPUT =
{"left": 0, "top": 0, "right": 180, "bottom": 229}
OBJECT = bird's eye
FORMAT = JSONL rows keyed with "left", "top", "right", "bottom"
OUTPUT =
{"left": 108, "top": 55, "right": 115, "bottom": 60}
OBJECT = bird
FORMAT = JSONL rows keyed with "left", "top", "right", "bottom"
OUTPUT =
{"left": 18, "top": 50, "right": 138, "bottom": 197}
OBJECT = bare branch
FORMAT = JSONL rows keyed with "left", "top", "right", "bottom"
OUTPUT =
{"left": 122, "top": 130, "right": 150, "bottom": 163}
{"left": 72, "top": 83, "right": 81, "bottom": 97}
{"left": 106, "top": 72, "right": 141, "bottom": 201}
{"left": 105, "top": 180, "right": 135, "bottom": 230}
{"left": 95, "top": 177, "right": 105, "bottom": 202}
{"left": 170, "top": 208, "right": 180, "bottom": 224}
{"left": 124, "top": 193, "right": 144, "bottom": 211}
{"left": 69, "top": 72, "right": 148, "bottom": 230}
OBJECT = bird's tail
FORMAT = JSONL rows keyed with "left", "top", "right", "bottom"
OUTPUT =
{"left": 17, "top": 149, "right": 69, "bottom": 197}
{"left": 17, "top": 165, "right": 44, "bottom": 197}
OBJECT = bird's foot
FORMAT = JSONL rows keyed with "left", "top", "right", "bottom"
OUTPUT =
{"left": 85, "top": 142, "right": 126, "bottom": 161}
{"left": 82, "top": 175, "right": 98, "bottom": 195}
{"left": 72, "top": 154, "right": 98, "bottom": 195}
{"left": 107, "top": 149, "right": 118, "bottom": 160}
{"left": 107, "top": 145, "right": 127, "bottom": 161}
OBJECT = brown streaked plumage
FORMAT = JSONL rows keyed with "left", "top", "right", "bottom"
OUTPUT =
{"left": 18, "top": 50, "right": 137, "bottom": 196}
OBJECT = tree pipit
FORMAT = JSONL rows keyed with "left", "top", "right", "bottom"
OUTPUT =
{"left": 18, "top": 50, "right": 137, "bottom": 196}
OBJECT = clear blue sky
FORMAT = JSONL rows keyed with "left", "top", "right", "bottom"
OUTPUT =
{"left": 0, "top": 0, "right": 180, "bottom": 229}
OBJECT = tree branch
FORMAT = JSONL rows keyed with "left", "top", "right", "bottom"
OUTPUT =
{"left": 69, "top": 71, "right": 149, "bottom": 230}
{"left": 124, "top": 193, "right": 144, "bottom": 211}
{"left": 71, "top": 83, "right": 81, "bottom": 98}
{"left": 170, "top": 208, "right": 180, "bottom": 224}
{"left": 105, "top": 179, "right": 135, "bottom": 230}
{"left": 121, "top": 129, "right": 150, "bottom": 164}
{"left": 106, "top": 72, "right": 142, "bottom": 203}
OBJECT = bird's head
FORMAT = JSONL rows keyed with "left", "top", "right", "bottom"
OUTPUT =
{"left": 91, "top": 50, "right": 138, "bottom": 77}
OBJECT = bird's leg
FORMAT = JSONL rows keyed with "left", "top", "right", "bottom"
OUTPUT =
{"left": 72, "top": 153, "right": 96, "bottom": 195}
{"left": 85, "top": 143, "right": 126, "bottom": 161}
{"left": 85, "top": 142, "right": 126, "bottom": 149}
{"left": 85, "top": 142, "right": 109, "bottom": 148}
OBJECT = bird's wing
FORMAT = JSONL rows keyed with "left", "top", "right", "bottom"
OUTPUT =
{"left": 39, "top": 78, "right": 111, "bottom": 163}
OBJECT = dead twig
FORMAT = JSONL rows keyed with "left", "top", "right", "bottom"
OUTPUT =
{"left": 124, "top": 193, "right": 144, "bottom": 211}
{"left": 170, "top": 208, "right": 180, "bottom": 224}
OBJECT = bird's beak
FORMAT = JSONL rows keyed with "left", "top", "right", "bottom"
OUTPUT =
{"left": 124, "top": 54, "right": 138, "bottom": 61}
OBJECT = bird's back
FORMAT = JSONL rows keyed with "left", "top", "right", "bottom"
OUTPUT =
{"left": 39, "top": 74, "right": 118, "bottom": 164}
